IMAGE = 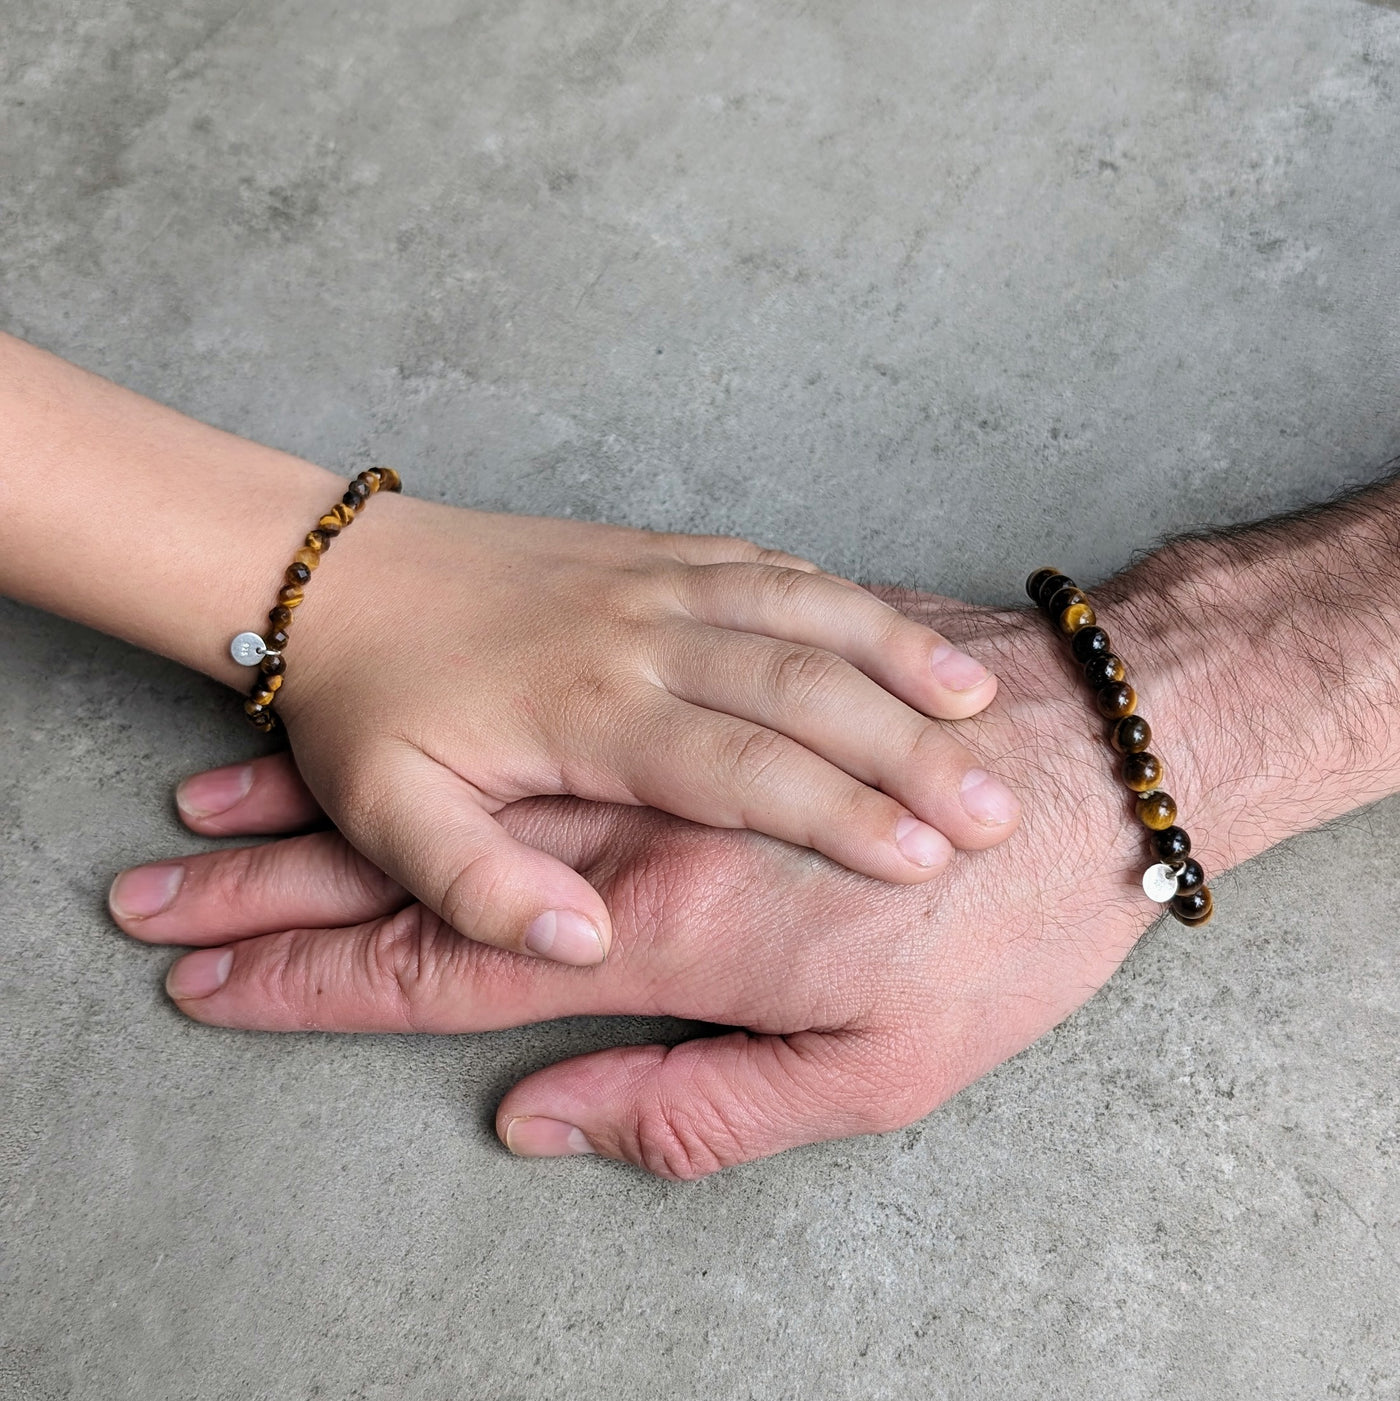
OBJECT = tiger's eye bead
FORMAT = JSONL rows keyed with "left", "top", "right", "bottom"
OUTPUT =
{"left": 250, "top": 684, "right": 277, "bottom": 707}
{"left": 1097, "top": 681, "right": 1137, "bottom": 719}
{"left": 1035, "top": 573, "right": 1075, "bottom": 609}
{"left": 244, "top": 699, "right": 270, "bottom": 719}
{"left": 277, "top": 584, "right": 304, "bottom": 607}
{"left": 268, "top": 605, "right": 294, "bottom": 629}
{"left": 1071, "top": 626, "right": 1112, "bottom": 664}
{"left": 292, "top": 548, "right": 320, "bottom": 571}
{"left": 1175, "top": 858, "right": 1205, "bottom": 898}
{"left": 305, "top": 529, "right": 331, "bottom": 552}
{"left": 286, "top": 561, "right": 312, "bottom": 586}
{"left": 1047, "top": 585, "right": 1086, "bottom": 618}
{"left": 265, "top": 627, "right": 290, "bottom": 651}
{"left": 260, "top": 652, "right": 286, "bottom": 676}
{"left": 1026, "top": 567, "right": 1061, "bottom": 602}
{"left": 1122, "top": 752, "right": 1164, "bottom": 793}
{"left": 1059, "top": 601, "right": 1096, "bottom": 634}
{"left": 1136, "top": 790, "right": 1178, "bottom": 830}
{"left": 1171, "top": 887, "right": 1214, "bottom": 925}
{"left": 1112, "top": 715, "right": 1152, "bottom": 754}
{"left": 377, "top": 466, "right": 402, "bottom": 492}
{"left": 356, "top": 470, "right": 381, "bottom": 493}
{"left": 317, "top": 514, "right": 344, "bottom": 536}
{"left": 263, "top": 672, "right": 283, "bottom": 693}
{"left": 1153, "top": 825, "right": 1191, "bottom": 862}
{"left": 1084, "top": 654, "right": 1127, "bottom": 689}
{"left": 329, "top": 502, "right": 355, "bottom": 527}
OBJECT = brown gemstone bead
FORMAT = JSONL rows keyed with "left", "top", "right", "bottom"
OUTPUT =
{"left": 263, "top": 673, "right": 283, "bottom": 693}
{"left": 1035, "top": 573, "right": 1075, "bottom": 609}
{"left": 293, "top": 547, "right": 320, "bottom": 571}
{"left": 1084, "top": 653, "right": 1127, "bottom": 689}
{"left": 260, "top": 652, "right": 286, "bottom": 676}
{"left": 377, "top": 466, "right": 402, "bottom": 492}
{"left": 1097, "top": 681, "right": 1137, "bottom": 719}
{"left": 244, "top": 699, "right": 269, "bottom": 719}
{"left": 1175, "top": 858, "right": 1205, "bottom": 898}
{"left": 1059, "top": 601, "right": 1096, "bottom": 634}
{"left": 1047, "top": 585, "right": 1086, "bottom": 618}
{"left": 1026, "top": 567, "right": 1061, "bottom": 602}
{"left": 342, "top": 490, "right": 363, "bottom": 511}
{"left": 305, "top": 529, "right": 331, "bottom": 552}
{"left": 286, "top": 561, "right": 312, "bottom": 586}
{"left": 265, "top": 627, "right": 290, "bottom": 651}
{"left": 268, "top": 605, "right": 294, "bottom": 629}
{"left": 1171, "top": 887, "right": 1214, "bottom": 925}
{"left": 1136, "top": 790, "right": 1178, "bottom": 830}
{"left": 250, "top": 684, "right": 277, "bottom": 707}
{"left": 1111, "top": 715, "right": 1152, "bottom": 754}
{"left": 1071, "top": 626, "right": 1111, "bottom": 664}
{"left": 1122, "top": 752, "right": 1164, "bottom": 793}
{"left": 317, "top": 514, "right": 344, "bottom": 535}
{"left": 277, "top": 583, "right": 305, "bottom": 607}
{"left": 357, "top": 470, "right": 380, "bottom": 493}
{"left": 328, "top": 502, "right": 356, "bottom": 527}
{"left": 1153, "top": 825, "right": 1191, "bottom": 862}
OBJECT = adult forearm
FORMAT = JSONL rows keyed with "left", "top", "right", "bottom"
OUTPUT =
{"left": 0, "top": 332, "right": 340, "bottom": 686}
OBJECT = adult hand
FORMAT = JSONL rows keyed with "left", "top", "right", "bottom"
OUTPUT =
{"left": 110, "top": 526, "right": 1398, "bottom": 1176}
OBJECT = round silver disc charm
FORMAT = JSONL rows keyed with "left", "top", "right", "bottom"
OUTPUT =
{"left": 229, "top": 631, "right": 268, "bottom": 667}
{"left": 1143, "top": 862, "right": 1181, "bottom": 904}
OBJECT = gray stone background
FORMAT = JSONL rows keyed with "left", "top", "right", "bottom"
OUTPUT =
{"left": 2, "top": 0, "right": 1399, "bottom": 1396}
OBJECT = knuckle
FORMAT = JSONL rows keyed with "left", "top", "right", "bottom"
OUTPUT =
{"left": 754, "top": 548, "right": 818, "bottom": 572}
{"left": 437, "top": 849, "right": 512, "bottom": 944}
{"left": 632, "top": 1098, "right": 738, "bottom": 1181}
{"left": 717, "top": 724, "right": 791, "bottom": 791}
{"left": 759, "top": 564, "right": 823, "bottom": 610}
{"left": 366, "top": 906, "right": 447, "bottom": 1031}
{"left": 770, "top": 644, "right": 844, "bottom": 708}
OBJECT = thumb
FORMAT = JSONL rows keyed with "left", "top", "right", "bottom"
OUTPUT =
{"left": 496, "top": 1029, "right": 921, "bottom": 1178}
{"left": 329, "top": 748, "right": 613, "bottom": 965}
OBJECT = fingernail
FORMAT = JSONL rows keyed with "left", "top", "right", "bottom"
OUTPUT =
{"left": 930, "top": 642, "right": 990, "bottom": 691}
{"left": 504, "top": 1116, "right": 595, "bottom": 1157}
{"left": 524, "top": 910, "right": 607, "bottom": 965}
{"left": 165, "top": 948, "right": 233, "bottom": 1000}
{"left": 176, "top": 764, "right": 253, "bottom": 819}
{"left": 960, "top": 768, "right": 1021, "bottom": 826}
{"left": 895, "top": 814, "right": 952, "bottom": 869}
{"left": 109, "top": 863, "right": 185, "bottom": 920}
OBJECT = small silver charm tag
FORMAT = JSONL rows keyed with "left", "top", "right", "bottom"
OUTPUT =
{"left": 230, "top": 631, "right": 268, "bottom": 667}
{"left": 1143, "top": 862, "right": 1181, "bottom": 904}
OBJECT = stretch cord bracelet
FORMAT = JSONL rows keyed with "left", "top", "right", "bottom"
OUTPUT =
{"left": 1026, "top": 567, "right": 1215, "bottom": 927}
{"left": 228, "top": 466, "right": 402, "bottom": 731}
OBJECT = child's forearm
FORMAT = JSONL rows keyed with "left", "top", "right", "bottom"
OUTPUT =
{"left": 0, "top": 331, "right": 341, "bottom": 687}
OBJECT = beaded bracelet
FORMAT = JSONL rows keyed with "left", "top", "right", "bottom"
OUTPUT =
{"left": 1026, "top": 567, "right": 1214, "bottom": 926}
{"left": 228, "top": 467, "right": 402, "bottom": 731}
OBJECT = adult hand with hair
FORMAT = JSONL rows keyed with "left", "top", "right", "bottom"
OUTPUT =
{"left": 110, "top": 471, "right": 1400, "bottom": 1175}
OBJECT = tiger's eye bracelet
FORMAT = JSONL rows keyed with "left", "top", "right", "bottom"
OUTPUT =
{"left": 228, "top": 466, "right": 402, "bottom": 731}
{"left": 1026, "top": 567, "right": 1214, "bottom": 926}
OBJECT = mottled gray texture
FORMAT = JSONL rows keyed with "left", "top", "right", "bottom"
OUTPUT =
{"left": 2, "top": 1, "right": 1399, "bottom": 1397}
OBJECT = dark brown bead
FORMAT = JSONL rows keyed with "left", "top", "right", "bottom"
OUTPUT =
{"left": 265, "top": 627, "right": 290, "bottom": 651}
{"left": 1122, "top": 751, "right": 1164, "bottom": 793}
{"left": 1171, "top": 887, "right": 1214, "bottom": 925}
{"left": 1153, "top": 826, "right": 1191, "bottom": 862}
{"left": 1111, "top": 715, "right": 1152, "bottom": 754}
{"left": 1084, "top": 653, "right": 1127, "bottom": 689}
{"left": 286, "top": 561, "right": 312, "bottom": 586}
{"left": 342, "top": 490, "right": 363, "bottom": 511}
{"left": 1071, "top": 626, "right": 1111, "bottom": 664}
{"left": 1035, "top": 573, "right": 1075, "bottom": 609}
{"left": 1136, "top": 790, "right": 1177, "bottom": 831}
{"left": 305, "top": 529, "right": 331, "bottom": 552}
{"left": 346, "top": 479, "right": 371, "bottom": 504}
{"left": 1096, "top": 681, "right": 1137, "bottom": 719}
{"left": 1026, "top": 567, "right": 1061, "bottom": 602}
{"left": 268, "top": 605, "right": 294, "bottom": 629}
{"left": 1047, "top": 585, "right": 1087, "bottom": 618}
{"left": 377, "top": 466, "right": 402, "bottom": 492}
{"left": 1175, "top": 858, "right": 1205, "bottom": 898}
{"left": 260, "top": 652, "right": 286, "bottom": 676}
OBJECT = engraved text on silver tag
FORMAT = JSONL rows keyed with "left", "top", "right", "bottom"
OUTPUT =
{"left": 230, "top": 631, "right": 268, "bottom": 667}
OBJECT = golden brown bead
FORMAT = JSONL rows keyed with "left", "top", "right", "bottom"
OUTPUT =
{"left": 317, "top": 514, "right": 344, "bottom": 535}
{"left": 250, "top": 684, "right": 277, "bottom": 707}
{"left": 293, "top": 548, "right": 320, "bottom": 572}
{"left": 268, "top": 605, "right": 294, "bottom": 629}
{"left": 357, "top": 470, "right": 381, "bottom": 493}
{"left": 1171, "top": 887, "right": 1214, "bottom": 925}
{"left": 1097, "top": 681, "right": 1137, "bottom": 719}
{"left": 263, "top": 673, "right": 283, "bottom": 693}
{"left": 1059, "top": 601, "right": 1096, "bottom": 634}
{"left": 1136, "top": 790, "right": 1178, "bottom": 830}
{"left": 277, "top": 583, "right": 305, "bottom": 607}
{"left": 1111, "top": 715, "right": 1152, "bottom": 754}
{"left": 306, "top": 529, "right": 331, "bottom": 552}
{"left": 377, "top": 466, "right": 402, "bottom": 492}
{"left": 1084, "top": 654, "right": 1126, "bottom": 689}
{"left": 329, "top": 502, "right": 356, "bottom": 527}
{"left": 244, "top": 699, "right": 270, "bottom": 719}
{"left": 1122, "top": 752, "right": 1164, "bottom": 793}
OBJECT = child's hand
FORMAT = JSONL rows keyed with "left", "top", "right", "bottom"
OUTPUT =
{"left": 274, "top": 498, "right": 1018, "bottom": 965}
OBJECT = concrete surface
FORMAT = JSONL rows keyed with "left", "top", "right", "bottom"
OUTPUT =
{"left": 3, "top": 0, "right": 1399, "bottom": 1396}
